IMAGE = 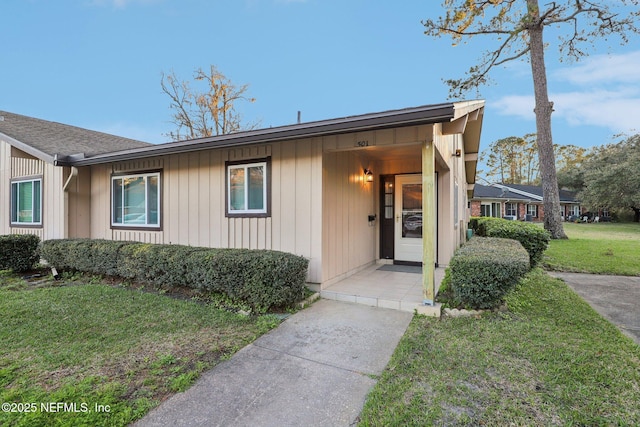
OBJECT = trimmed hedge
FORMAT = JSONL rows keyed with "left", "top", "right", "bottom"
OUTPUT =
{"left": 0, "top": 234, "right": 40, "bottom": 272}
{"left": 470, "top": 217, "right": 551, "bottom": 267}
{"left": 449, "top": 237, "right": 530, "bottom": 309}
{"left": 41, "top": 239, "right": 309, "bottom": 313}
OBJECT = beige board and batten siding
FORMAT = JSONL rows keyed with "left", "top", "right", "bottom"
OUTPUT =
{"left": 66, "top": 166, "right": 92, "bottom": 239}
{"left": 321, "top": 150, "right": 375, "bottom": 286}
{"left": 0, "top": 142, "right": 68, "bottom": 240}
{"left": 89, "top": 138, "right": 324, "bottom": 283}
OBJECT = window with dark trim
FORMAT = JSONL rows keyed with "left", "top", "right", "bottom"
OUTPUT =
{"left": 111, "top": 171, "right": 161, "bottom": 228}
{"left": 480, "top": 202, "right": 501, "bottom": 218}
{"left": 11, "top": 178, "right": 42, "bottom": 226}
{"left": 226, "top": 158, "right": 271, "bottom": 217}
{"left": 527, "top": 204, "right": 539, "bottom": 218}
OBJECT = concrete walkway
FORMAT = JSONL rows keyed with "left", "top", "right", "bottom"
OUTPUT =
{"left": 549, "top": 272, "right": 640, "bottom": 345}
{"left": 134, "top": 299, "right": 413, "bottom": 427}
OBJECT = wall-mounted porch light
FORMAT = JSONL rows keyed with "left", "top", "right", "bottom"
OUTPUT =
{"left": 364, "top": 168, "right": 374, "bottom": 183}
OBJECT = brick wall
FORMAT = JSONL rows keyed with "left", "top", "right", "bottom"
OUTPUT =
{"left": 470, "top": 200, "right": 481, "bottom": 217}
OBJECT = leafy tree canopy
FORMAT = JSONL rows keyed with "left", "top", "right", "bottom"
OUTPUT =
{"left": 578, "top": 134, "right": 640, "bottom": 221}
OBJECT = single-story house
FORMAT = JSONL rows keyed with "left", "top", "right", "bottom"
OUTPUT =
{"left": 1, "top": 101, "right": 484, "bottom": 302}
{"left": 471, "top": 183, "right": 582, "bottom": 221}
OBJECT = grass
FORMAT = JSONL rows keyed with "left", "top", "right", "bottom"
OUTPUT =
{"left": 543, "top": 222, "right": 640, "bottom": 275}
{"left": 0, "top": 272, "right": 281, "bottom": 427}
{"left": 359, "top": 269, "right": 640, "bottom": 426}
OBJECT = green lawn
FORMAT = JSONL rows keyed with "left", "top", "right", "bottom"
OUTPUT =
{"left": 0, "top": 274, "right": 280, "bottom": 426}
{"left": 543, "top": 222, "right": 640, "bottom": 275}
{"left": 359, "top": 269, "right": 640, "bottom": 426}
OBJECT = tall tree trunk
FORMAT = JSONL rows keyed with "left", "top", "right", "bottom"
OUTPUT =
{"left": 526, "top": 0, "right": 567, "bottom": 239}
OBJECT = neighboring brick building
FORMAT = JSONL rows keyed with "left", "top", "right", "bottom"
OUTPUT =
{"left": 471, "top": 183, "right": 582, "bottom": 222}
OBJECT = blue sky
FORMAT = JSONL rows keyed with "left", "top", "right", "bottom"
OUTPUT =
{"left": 3, "top": 0, "right": 639, "bottom": 160}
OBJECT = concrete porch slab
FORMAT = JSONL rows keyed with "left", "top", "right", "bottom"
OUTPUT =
{"left": 320, "top": 264, "right": 445, "bottom": 317}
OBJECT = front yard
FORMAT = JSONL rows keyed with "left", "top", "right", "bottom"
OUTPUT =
{"left": 359, "top": 268, "right": 640, "bottom": 425}
{"left": 360, "top": 222, "right": 640, "bottom": 425}
{"left": 543, "top": 222, "right": 640, "bottom": 275}
{"left": 0, "top": 274, "right": 280, "bottom": 426}
{"left": 3, "top": 222, "right": 639, "bottom": 426}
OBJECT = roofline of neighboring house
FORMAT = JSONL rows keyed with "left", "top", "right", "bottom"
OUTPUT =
{"left": 492, "top": 183, "right": 543, "bottom": 201}
{"left": 473, "top": 183, "right": 579, "bottom": 203}
{"left": 59, "top": 103, "right": 461, "bottom": 167}
{"left": 0, "top": 130, "right": 56, "bottom": 164}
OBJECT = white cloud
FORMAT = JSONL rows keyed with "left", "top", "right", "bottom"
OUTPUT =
{"left": 492, "top": 95, "right": 535, "bottom": 120}
{"left": 554, "top": 51, "right": 640, "bottom": 85}
{"left": 494, "top": 88, "right": 640, "bottom": 133}
{"left": 493, "top": 50, "right": 640, "bottom": 134}
{"left": 553, "top": 89, "right": 640, "bottom": 132}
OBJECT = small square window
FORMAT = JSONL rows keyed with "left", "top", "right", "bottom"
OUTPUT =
{"left": 226, "top": 158, "right": 270, "bottom": 217}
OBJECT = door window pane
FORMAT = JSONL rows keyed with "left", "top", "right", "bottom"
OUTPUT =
{"left": 402, "top": 184, "right": 422, "bottom": 238}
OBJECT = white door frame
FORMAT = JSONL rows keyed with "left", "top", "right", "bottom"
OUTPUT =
{"left": 394, "top": 174, "right": 424, "bottom": 263}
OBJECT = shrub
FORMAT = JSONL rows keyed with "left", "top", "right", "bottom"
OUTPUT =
{"left": 0, "top": 234, "right": 41, "bottom": 272}
{"left": 449, "top": 237, "right": 529, "bottom": 309}
{"left": 470, "top": 217, "right": 551, "bottom": 267}
{"left": 41, "top": 239, "right": 309, "bottom": 313}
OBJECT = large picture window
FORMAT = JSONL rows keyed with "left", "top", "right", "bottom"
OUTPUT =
{"left": 226, "top": 159, "right": 270, "bottom": 217}
{"left": 112, "top": 172, "right": 160, "bottom": 228}
{"left": 11, "top": 178, "right": 42, "bottom": 226}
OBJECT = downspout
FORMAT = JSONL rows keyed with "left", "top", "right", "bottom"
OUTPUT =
{"left": 63, "top": 166, "right": 78, "bottom": 192}
{"left": 62, "top": 166, "right": 78, "bottom": 241}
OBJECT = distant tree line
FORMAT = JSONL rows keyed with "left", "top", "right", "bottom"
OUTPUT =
{"left": 480, "top": 134, "right": 640, "bottom": 222}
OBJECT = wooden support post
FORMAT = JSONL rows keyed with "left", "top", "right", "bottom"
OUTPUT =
{"left": 422, "top": 140, "right": 435, "bottom": 305}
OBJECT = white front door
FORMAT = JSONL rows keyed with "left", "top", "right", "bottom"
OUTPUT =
{"left": 394, "top": 174, "right": 423, "bottom": 263}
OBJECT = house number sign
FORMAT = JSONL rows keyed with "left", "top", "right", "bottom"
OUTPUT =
{"left": 355, "top": 140, "right": 371, "bottom": 147}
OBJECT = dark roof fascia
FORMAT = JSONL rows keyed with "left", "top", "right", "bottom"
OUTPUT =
{"left": 474, "top": 183, "right": 580, "bottom": 203}
{"left": 67, "top": 103, "right": 455, "bottom": 167}
{"left": 0, "top": 131, "right": 56, "bottom": 164}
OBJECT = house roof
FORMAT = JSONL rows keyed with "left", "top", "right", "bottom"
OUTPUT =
{"left": 59, "top": 102, "right": 483, "bottom": 167}
{"left": 0, "top": 110, "right": 151, "bottom": 164}
{"left": 473, "top": 184, "right": 533, "bottom": 201}
{"left": 473, "top": 183, "right": 579, "bottom": 203}
{"left": 0, "top": 102, "right": 485, "bottom": 190}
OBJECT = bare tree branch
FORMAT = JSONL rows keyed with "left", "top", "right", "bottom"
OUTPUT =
{"left": 161, "top": 65, "right": 259, "bottom": 141}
